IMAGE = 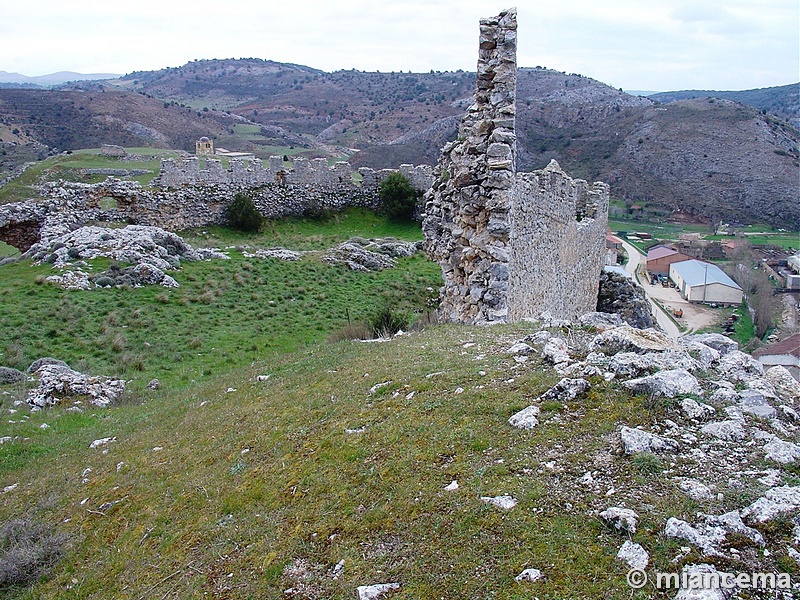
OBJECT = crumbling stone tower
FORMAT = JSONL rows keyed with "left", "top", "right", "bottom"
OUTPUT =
{"left": 423, "top": 7, "right": 609, "bottom": 324}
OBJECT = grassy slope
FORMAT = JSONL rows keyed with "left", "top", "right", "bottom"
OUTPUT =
{"left": 0, "top": 211, "right": 790, "bottom": 598}
{"left": 2, "top": 321, "right": 700, "bottom": 600}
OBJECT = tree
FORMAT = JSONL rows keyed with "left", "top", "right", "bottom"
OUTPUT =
{"left": 224, "top": 193, "right": 263, "bottom": 233}
{"left": 378, "top": 173, "right": 418, "bottom": 222}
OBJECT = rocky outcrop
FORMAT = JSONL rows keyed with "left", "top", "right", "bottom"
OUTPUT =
{"left": 596, "top": 270, "right": 656, "bottom": 329}
{"left": 322, "top": 238, "right": 420, "bottom": 272}
{"left": 27, "top": 364, "right": 125, "bottom": 408}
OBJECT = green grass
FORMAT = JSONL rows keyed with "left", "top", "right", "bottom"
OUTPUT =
{"left": 0, "top": 214, "right": 438, "bottom": 394}
{"left": 0, "top": 241, "right": 18, "bottom": 258}
{"left": 0, "top": 317, "right": 706, "bottom": 599}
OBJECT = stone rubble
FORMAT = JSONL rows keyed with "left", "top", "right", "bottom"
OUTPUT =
{"left": 616, "top": 540, "right": 649, "bottom": 570}
{"left": 355, "top": 582, "right": 401, "bottom": 600}
{"left": 599, "top": 506, "right": 639, "bottom": 534}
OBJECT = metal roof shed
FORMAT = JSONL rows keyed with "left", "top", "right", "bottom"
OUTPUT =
{"left": 669, "top": 260, "right": 743, "bottom": 305}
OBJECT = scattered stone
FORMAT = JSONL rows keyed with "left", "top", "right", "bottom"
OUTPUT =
{"left": 356, "top": 582, "right": 401, "bottom": 600}
{"left": 243, "top": 247, "right": 304, "bottom": 261}
{"left": 738, "top": 389, "right": 776, "bottom": 419}
{"left": 481, "top": 495, "right": 518, "bottom": 510}
{"left": 700, "top": 420, "right": 746, "bottom": 442}
{"left": 599, "top": 507, "right": 639, "bottom": 534}
{"left": 27, "top": 357, "right": 68, "bottom": 373}
{"left": 89, "top": 437, "right": 116, "bottom": 449}
{"left": 508, "top": 405, "right": 540, "bottom": 430}
{"left": 322, "top": 238, "right": 417, "bottom": 272}
{"left": 45, "top": 269, "right": 91, "bottom": 290}
{"left": 539, "top": 378, "right": 591, "bottom": 403}
{"left": 542, "top": 338, "right": 570, "bottom": 364}
{"left": 0, "top": 366, "right": 25, "bottom": 384}
{"left": 444, "top": 480, "right": 459, "bottom": 491}
{"left": 623, "top": 369, "right": 702, "bottom": 398}
{"left": 763, "top": 438, "right": 800, "bottom": 464}
{"left": 741, "top": 486, "right": 800, "bottom": 523}
{"left": 27, "top": 364, "right": 125, "bottom": 408}
{"left": 664, "top": 511, "right": 763, "bottom": 557}
{"left": 508, "top": 341, "right": 533, "bottom": 356}
{"left": 328, "top": 559, "right": 345, "bottom": 580}
{"left": 620, "top": 426, "right": 680, "bottom": 454}
{"left": 616, "top": 540, "right": 649, "bottom": 570}
{"left": 146, "top": 379, "right": 160, "bottom": 391}
{"left": 674, "top": 564, "right": 735, "bottom": 600}
{"left": 765, "top": 365, "right": 800, "bottom": 402}
{"left": 676, "top": 478, "right": 714, "bottom": 501}
{"left": 514, "top": 568, "right": 543, "bottom": 582}
{"left": 2, "top": 483, "right": 18, "bottom": 494}
{"left": 684, "top": 333, "right": 739, "bottom": 356}
{"left": 589, "top": 324, "right": 678, "bottom": 355}
{"left": 681, "top": 398, "right": 715, "bottom": 420}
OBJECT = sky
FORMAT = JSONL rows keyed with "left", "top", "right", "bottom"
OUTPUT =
{"left": 1, "top": 0, "right": 798, "bottom": 92}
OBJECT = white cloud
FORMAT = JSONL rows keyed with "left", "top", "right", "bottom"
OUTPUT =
{"left": 1, "top": 0, "right": 797, "bottom": 90}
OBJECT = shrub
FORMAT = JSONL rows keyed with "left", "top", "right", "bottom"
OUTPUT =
{"left": 224, "top": 193, "right": 263, "bottom": 232}
{"left": 370, "top": 305, "right": 409, "bottom": 338}
{"left": 378, "top": 173, "right": 419, "bottom": 222}
{"left": 0, "top": 519, "right": 68, "bottom": 588}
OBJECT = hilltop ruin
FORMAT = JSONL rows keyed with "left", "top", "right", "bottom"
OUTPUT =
{"left": 423, "top": 8, "right": 609, "bottom": 324}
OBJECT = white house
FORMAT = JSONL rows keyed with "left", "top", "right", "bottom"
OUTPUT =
{"left": 669, "top": 260, "right": 743, "bottom": 305}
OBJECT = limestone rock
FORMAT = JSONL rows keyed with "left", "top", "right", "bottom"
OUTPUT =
{"left": 356, "top": 582, "right": 401, "bottom": 600}
{"left": 680, "top": 398, "right": 715, "bottom": 420}
{"left": 765, "top": 365, "right": 800, "bottom": 402}
{"left": 683, "top": 333, "right": 739, "bottom": 355}
{"left": 578, "top": 311, "right": 624, "bottom": 331}
{"left": 599, "top": 507, "right": 638, "bottom": 534}
{"left": 243, "top": 247, "right": 304, "bottom": 261}
{"left": 623, "top": 369, "right": 702, "bottom": 398}
{"left": 596, "top": 271, "right": 656, "bottom": 329}
{"left": 674, "top": 564, "right": 736, "bottom": 600}
{"left": 480, "top": 494, "right": 518, "bottom": 510}
{"left": 620, "top": 426, "right": 679, "bottom": 454}
{"left": 542, "top": 337, "right": 570, "bottom": 364}
{"left": 676, "top": 478, "right": 714, "bottom": 501}
{"left": 589, "top": 325, "right": 679, "bottom": 355}
{"left": 321, "top": 239, "right": 404, "bottom": 272}
{"left": 738, "top": 388, "right": 776, "bottom": 419}
{"left": 27, "top": 364, "right": 125, "bottom": 408}
{"left": 606, "top": 351, "right": 699, "bottom": 378}
{"left": 700, "top": 420, "right": 746, "bottom": 442}
{"left": 27, "top": 357, "right": 68, "bottom": 373}
{"left": 763, "top": 438, "right": 800, "bottom": 464}
{"left": 0, "top": 366, "right": 25, "bottom": 385}
{"left": 514, "top": 568, "right": 543, "bottom": 582}
{"left": 741, "top": 486, "right": 800, "bottom": 523}
{"left": 507, "top": 341, "right": 533, "bottom": 356}
{"left": 508, "top": 405, "right": 540, "bottom": 429}
{"left": 715, "top": 350, "right": 764, "bottom": 384}
{"left": 616, "top": 540, "right": 649, "bottom": 570}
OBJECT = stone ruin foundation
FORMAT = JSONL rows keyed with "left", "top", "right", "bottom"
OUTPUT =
{"left": 423, "top": 7, "right": 609, "bottom": 324}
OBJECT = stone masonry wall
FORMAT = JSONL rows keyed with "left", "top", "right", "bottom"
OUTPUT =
{"left": 423, "top": 7, "right": 609, "bottom": 324}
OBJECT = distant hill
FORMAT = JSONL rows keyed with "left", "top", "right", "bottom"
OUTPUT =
{"left": 0, "top": 70, "right": 122, "bottom": 87}
{"left": 3, "top": 58, "right": 799, "bottom": 228}
{"left": 650, "top": 83, "right": 800, "bottom": 129}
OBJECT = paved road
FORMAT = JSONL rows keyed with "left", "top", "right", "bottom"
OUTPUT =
{"left": 620, "top": 240, "right": 682, "bottom": 338}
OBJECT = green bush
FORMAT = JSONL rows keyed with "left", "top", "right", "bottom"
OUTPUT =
{"left": 224, "top": 193, "right": 263, "bottom": 232}
{"left": 378, "top": 173, "right": 419, "bottom": 222}
{"left": 370, "top": 305, "right": 408, "bottom": 338}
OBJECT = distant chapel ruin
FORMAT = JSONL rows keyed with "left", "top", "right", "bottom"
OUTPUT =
{"left": 423, "top": 8, "right": 609, "bottom": 324}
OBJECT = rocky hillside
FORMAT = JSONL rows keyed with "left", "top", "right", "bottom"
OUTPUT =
{"left": 651, "top": 83, "right": 800, "bottom": 129}
{"left": 4, "top": 58, "right": 799, "bottom": 228}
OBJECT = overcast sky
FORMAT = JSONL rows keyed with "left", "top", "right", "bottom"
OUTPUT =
{"left": 2, "top": 0, "right": 797, "bottom": 91}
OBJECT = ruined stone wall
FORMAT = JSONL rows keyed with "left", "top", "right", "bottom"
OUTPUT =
{"left": 507, "top": 161, "right": 609, "bottom": 321}
{"left": 422, "top": 7, "right": 609, "bottom": 324}
{"left": 154, "top": 155, "right": 434, "bottom": 195}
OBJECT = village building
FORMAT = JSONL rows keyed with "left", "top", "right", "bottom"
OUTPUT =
{"left": 606, "top": 232, "right": 623, "bottom": 265}
{"left": 669, "top": 259, "right": 743, "bottom": 305}
{"left": 754, "top": 333, "right": 800, "bottom": 381}
{"left": 646, "top": 244, "right": 693, "bottom": 275}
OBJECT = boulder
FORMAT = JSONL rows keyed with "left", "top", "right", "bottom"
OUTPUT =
{"left": 578, "top": 311, "right": 624, "bottom": 331}
{"left": 765, "top": 365, "right": 800, "bottom": 402}
{"left": 599, "top": 507, "right": 638, "bottom": 534}
{"left": 508, "top": 405, "right": 540, "bottom": 429}
{"left": 763, "top": 438, "right": 800, "bottom": 464}
{"left": 700, "top": 420, "right": 747, "bottom": 442}
{"left": 356, "top": 582, "right": 401, "bottom": 600}
{"left": 620, "top": 426, "right": 679, "bottom": 454}
{"left": 715, "top": 350, "right": 764, "bottom": 384}
{"left": 0, "top": 366, "right": 25, "bottom": 385}
{"left": 680, "top": 398, "right": 715, "bottom": 420}
{"left": 674, "top": 564, "right": 737, "bottom": 600}
{"left": 27, "top": 364, "right": 125, "bottom": 408}
{"left": 542, "top": 337, "right": 570, "bottom": 364}
{"left": 27, "top": 357, "right": 68, "bottom": 373}
{"left": 596, "top": 271, "right": 656, "bottom": 329}
{"left": 606, "top": 351, "right": 699, "bottom": 377}
{"left": 740, "top": 486, "right": 800, "bottom": 523}
{"left": 683, "top": 333, "right": 738, "bottom": 355}
{"left": 616, "top": 541, "right": 648, "bottom": 570}
{"left": 589, "top": 325, "right": 679, "bottom": 355}
{"left": 322, "top": 240, "right": 398, "bottom": 272}
{"left": 623, "top": 369, "right": 702, "bottom": 398}
{"left": 738, "top": 389, "right": 776, "bottom": 419}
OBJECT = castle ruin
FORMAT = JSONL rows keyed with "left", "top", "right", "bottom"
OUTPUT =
{"left": 422, "top": 8, "right": 609, "bottom": 324}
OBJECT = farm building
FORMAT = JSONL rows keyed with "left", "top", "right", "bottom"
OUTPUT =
{"left": 646, "top": 244, "right": 693, "bottom": 275}
{"left": 669, "top": 260, "right": 743, "bottom": 305}
{"left": 754, "top": 333, "right": 800, "bottom": 381}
